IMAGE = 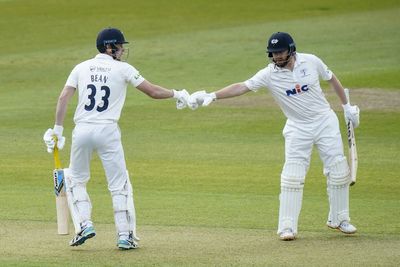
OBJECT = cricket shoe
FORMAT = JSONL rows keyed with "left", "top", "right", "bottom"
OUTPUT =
{"left": 327, "top": 220, "right": 357, "bottom": 234}
{"left": 69, "top": 225, "right": 96, "bottom": 246}
{"left": 117, "top": 232, "right": 139, "bottom": 250}
{"left": 279, "top": 229, "right": 296, "bottom": 241}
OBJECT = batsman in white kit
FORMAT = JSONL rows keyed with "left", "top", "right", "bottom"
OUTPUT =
{"left": 188, "top": 32, "right": 360, "bottom": 240}
{"left": 43, "top": 27, "right": 190, "bottom": 249}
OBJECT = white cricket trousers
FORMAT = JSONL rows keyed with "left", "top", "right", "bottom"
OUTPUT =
{"left": 283, "top": 109, "right": 344, "bottom": 170}
{"left": 68, "top": 122, "right": 128, "bottom": 192}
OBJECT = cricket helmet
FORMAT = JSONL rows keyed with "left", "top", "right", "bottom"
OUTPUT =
{"left": 96, "top": 27, "right": 129, "bottom": 53}
{"left": 266, "top": 32, "right": 296, "bottom": 57}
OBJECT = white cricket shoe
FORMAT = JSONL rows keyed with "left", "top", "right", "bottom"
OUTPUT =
{"left": 279, "top": 229, "right": 296, "bottom": 241}
{"left": 69, "top": 225, "right": 96, "bottom": 246}
{"left": 327, "top": 220, "right": 357, "bottom": 234}
{"left": 117, "top": 232, "right": 139, "bottom": 250}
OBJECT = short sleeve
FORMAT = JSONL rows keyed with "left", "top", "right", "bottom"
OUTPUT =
{"left": 313, "top": 55, "right": 333, "bottom": 81}
{"left": 65, "top": 65, "right": 79, "bottom": 88}
{"left": 244, "top": 67, "right": 270, "bottom": 92}
{"left": 124, "top": 64, "right": 145, "bottom": 87}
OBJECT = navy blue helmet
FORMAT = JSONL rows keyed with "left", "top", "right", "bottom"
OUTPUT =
{"left": 266, "top": 32, "right": 296, "bottom": 58}
{"left": 96, "top": 28, "right": 129, "bottom": 53}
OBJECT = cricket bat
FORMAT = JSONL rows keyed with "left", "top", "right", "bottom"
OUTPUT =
{"left": 344, "top": 88, "right": 358, "bottom": 186}
{"left": 53, "top": 139, "right": 69, "bottom": 235}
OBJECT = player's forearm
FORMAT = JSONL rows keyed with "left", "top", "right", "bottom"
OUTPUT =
{"left": 55, "top": 103, "right": 67, "bottom": 126}
{"left": 150, "top": 84, "right": 174, "bottom": 99}
{"left": 55, "top": 86, "right": 75, "bottom": 126}
{"left": 329, "top": 74, "right": 347, "bottom": 105}
{"left": 214, "top": 82, "right": 250, "bottom": 99}
{"left": 136, "top": 80, "right": 174, "bottom": 99}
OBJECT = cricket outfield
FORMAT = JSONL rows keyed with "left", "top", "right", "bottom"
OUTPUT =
{"left": 0, "top": 0, "right": 399, "bottom": 266}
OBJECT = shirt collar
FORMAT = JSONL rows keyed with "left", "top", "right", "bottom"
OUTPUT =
{"left": 271, "top": 53, "right": 305, "bottom": 72}
{"left": 293, "top": 53, "right": 306, "bottom": 68}
{"left": 95, "top": 53, "right": 114, "bottom": 60}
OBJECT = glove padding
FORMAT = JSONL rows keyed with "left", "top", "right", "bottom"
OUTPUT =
{"left": 173, "top": 89, "right": 190, "bottom": 109}
{"left": 43, "top": 125, "right": 65, "bottom": 153}
{"left": 188, "top": 90, "right": 216, "bottom": 110}
{"left": 342, "top": 103, "right": 360, "bottom": 128}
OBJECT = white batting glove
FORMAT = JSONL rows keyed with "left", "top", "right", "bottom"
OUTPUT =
{"left": 188, "top": 90, "right": 216, "bottom": 110}
{"left": 342, "top": 103, "right": 360, "bottom": 128}
{"left": 43, "top": 125, "right": 66, "bottom": 153}
{"left": 172, "top": 89, "right": 190, "bottom": 109}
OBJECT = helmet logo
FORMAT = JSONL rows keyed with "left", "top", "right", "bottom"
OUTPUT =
{"left": 271, "top": 39, "right": 279, "bottom": 44}
{"left": 104, "top": 39, "right": 117, "bottom": 44}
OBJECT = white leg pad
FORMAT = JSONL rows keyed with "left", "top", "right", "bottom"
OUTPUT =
{"left": 64, "top": 170, "right": 92, "bottom": 234}
{"left": 111, "top": 171, "right": 138, "bottom": 239}
{"left": 278, "top": 161, "right": 306, "bottom": 235}
{"left": 325, "top": 157, "right": 351, "bottom": 227}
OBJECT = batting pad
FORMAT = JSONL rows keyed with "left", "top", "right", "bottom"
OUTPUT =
{"left": 278, "top": 187, "right": 303, "bottom": 234}
{"left": 64, "top": 169, "right": 92, "bottom": 234}
{"left": 325, "top": 157, "right": 351, "bottom": 226}
{"left": 111, "top": 170, "right": 138, "bottom": 239}
{"left": 325, "top": 156, "right": 350, "bottom": 186}
{"left": 278, "top": 161, "right": 306, "bottom": 234}
{"left": 327, "top": 183, "right": 350, "bottom": 227}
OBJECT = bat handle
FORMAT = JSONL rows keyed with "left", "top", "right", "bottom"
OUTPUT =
{"left": 53, "top": 136, "right": 62, "bottom": 169}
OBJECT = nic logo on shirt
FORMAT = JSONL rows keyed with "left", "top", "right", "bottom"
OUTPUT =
{"left": 286, "top": 84, "right": 309, "bottom": 96}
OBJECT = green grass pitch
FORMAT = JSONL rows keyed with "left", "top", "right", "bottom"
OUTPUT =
{"left": 0, "top": 0, "right": 399, "bottom": 266}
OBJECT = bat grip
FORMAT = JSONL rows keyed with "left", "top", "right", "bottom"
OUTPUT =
{"left": 53, "top": 136, "right": 62, "bottom": 169}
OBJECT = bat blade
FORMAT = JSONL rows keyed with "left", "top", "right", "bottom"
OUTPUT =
{"left": 347, "top": 121, "right": 358, "bottom": 186}
{"left": 53, "top": 169, "right": 65, "bottom": 196}
{"left": 52, "top": 139, "right": 69, "bottom": 235}
{"left": 344, "top": 88, "right": 358, "bottom": 186}
{"left": 53, "top": 168, "right": 69, "bottom": 235}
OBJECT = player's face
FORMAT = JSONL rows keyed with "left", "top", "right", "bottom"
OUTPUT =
{"left": 272, "top": 50, "right": 290, "bottom": 67}
{"left": 106, "top": 44, "right": 128, "bottom": 61}
{"left": 114, "top": 44, "right": 125, "bottom": 61}
{"left": 272, "top": 50, "right": 293, "bottom": 68}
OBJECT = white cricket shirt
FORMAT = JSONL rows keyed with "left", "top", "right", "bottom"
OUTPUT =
{"left": 66, "top": 54, "right": 145, "bottom": 124}
{"left": 244, "top": 53, "right": 333, "bottom": 123}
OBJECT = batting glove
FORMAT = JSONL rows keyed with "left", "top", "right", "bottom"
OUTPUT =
{"left": 173, "top": 89, "right": 190, "bottom": 109}
{"left": 43, "top": 125, "right": 66, "bottom": 153}
{"left": 188, "top": 90, "right": 216, "bottom": 110}
{"left": 342, "top": 103, "right": 360, "bottom": 128}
